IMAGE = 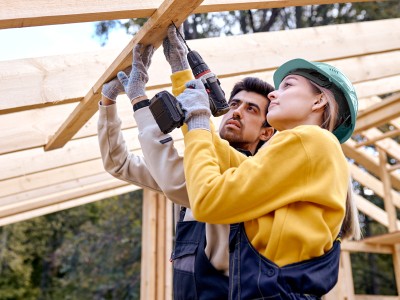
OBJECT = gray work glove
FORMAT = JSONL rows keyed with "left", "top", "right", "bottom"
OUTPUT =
{"left": 163, "top": 24, "right": 189, "bottom": 73}
{"left": 101, "top": 66, "right": 132, "bottom": 101}
{"left": 176, "top": 79, "right": 211, "bottom": 131}
{"left": 117, "top": 44, "right": 155, "bottom": 102}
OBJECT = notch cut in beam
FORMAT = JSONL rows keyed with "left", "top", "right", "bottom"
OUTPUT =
{"left": 44, "top": 0, "right": 204, "bottom": 151}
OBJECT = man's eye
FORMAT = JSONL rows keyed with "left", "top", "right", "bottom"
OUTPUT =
{"left": 229, "top": 102, "right": 238, "bottom": 107}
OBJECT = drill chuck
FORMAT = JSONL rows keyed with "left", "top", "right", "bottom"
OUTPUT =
{"left": 187, "top": 50, "right": 229, "bottom": 117}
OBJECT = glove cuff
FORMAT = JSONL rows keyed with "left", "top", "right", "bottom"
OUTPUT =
{"left": 171, "top": 59, "right": 190, "bottom": 73}
{"left": 187, "top": 114, "right": 211, "bottom": 131}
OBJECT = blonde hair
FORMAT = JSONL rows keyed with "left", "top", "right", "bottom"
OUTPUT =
{"left": 309, "top": 80, "right": 362, "bottom": 240}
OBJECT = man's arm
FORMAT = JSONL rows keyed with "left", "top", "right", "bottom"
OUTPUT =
{"left": 97, "top": 102, "right": 165, "bottom": 195}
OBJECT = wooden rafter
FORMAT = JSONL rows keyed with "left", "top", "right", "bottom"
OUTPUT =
{"left": 0, "top": 0, "right": 379, "bottom": 30}
{"left": 354, "top": 92, "right": 400, "bottom": 133}
{"left": 44, "top": 0, "right": 205, "bottom": 151}
{"left": 1, "top": 19, "right": 399, "bottom": 115}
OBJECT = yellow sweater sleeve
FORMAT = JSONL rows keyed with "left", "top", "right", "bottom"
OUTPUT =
{"left": 170, "top": 69, "right": 194, "bottom": 96}
{"left": 184, "top": 125, "right": 348, "bottom": 224}
{"left": 171, "top": 68, "right": 247, "bottom": 167}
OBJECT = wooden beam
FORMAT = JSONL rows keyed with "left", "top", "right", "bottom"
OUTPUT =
{"left": 354, "top": 92, "right": 400, "bottom": 133}
{"left": 349, "top": 163, "right": 400, "bottom": 209}
{"left": 363, "top": 230, "right": 400, "bottom": 245}
{"left": 378, "top": 148, "right": 398, "bottom": 231}
{"left": 1, "top": 20, "right": 399, "bottom": 114}
{"left": 364, "top": 128, "right": 400, "bottom": 165}
{"left": 0, "top": 0, "right": 379, "bottom": 29}
{"left": 355, "top": 129, "right": 400, "bottom": 147}
{"left": 355, "top": 194, "right": 400, "bottom": 229}
{"left": 343, "top": 139, "right": 400, "bottom": 191}
{"left": 342, "top": 240, "right": 393, "bottom": 254}
{"left": 44, "top": 0, "right": 205, "bottom": 151}
{"left": 353, "top": 74, "right": 400, "bottom": 100}
{"left": 0, "top": 184, "right": 141, "bottom": 227}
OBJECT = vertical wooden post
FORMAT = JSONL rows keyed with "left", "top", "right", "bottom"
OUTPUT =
{"left": 140, "top": 189, "right": 173, "bottom": 300}
{"left": 378, "top": 148, "right": 400, "bottom": 296}
{"left": 324, "top": 251, "right": 354, "bottom": 300}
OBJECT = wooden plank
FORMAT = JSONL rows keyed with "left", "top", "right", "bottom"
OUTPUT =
{"left": 354, "top": 296, "right": 399, "bottom": 300}
{"left": 356, "top": 129, "right": 400, "bottom": 147}
{"left": 343, "top": 139, "right": 400, "bottom": 192}
{"left": 0, "top": 185, "right": 140, "bottom": 227}
{"left": 378, "top": 148, "right": 398, "bottom": 231}
{"left": 363, "top": 230, "right": 400, "bottom": 245}
{"left": 1, "top": 20, "right": 399, "bottom": 114}
{"left": 353, "top": 75, "right": 400, "bottom": 100}
{"left": 364, "top": 128, "right": 400, "bottom": 166}
{"left": 0, "top": 0, "right": 379, "bottom": 29}
{"left": 342, "top": 240, "right": 393, "bottom": 254}
{"left": 354, "top": 194, "right": 400, "bottom": 229}
{"left": 44, "top": 0, "right": 205, "bottom": 151}
{"left": 45, "top": 19, "right": 400, "bottom": 150}
{"left": 0, "top": 177, "right": 129, "bottom": 218}
{"left": 350, "top": 163, "right": 400, "bottom": 209}
{"left": 140, "top": 190, "right": 158, "bottom": 300}
{"left": 355, "top": 92, "right": 400, "bottom": 133}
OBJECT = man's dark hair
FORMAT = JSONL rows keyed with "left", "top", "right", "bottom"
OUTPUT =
{"left": 229, "top": 77, "right": 275, "bottom": 109}
{"left": 229, "top": 77, "right": 275, "bottom": 152}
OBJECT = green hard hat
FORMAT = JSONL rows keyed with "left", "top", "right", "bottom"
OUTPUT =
{"left": 273, "top": 58, "right": 358, "bottom": 144}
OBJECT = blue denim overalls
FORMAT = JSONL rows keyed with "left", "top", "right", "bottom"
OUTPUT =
{"left": 229, "top": 223, "right": 341, "bottom": 300}
{"left": 170, "top": 208, "right": 229, "bottom": 299}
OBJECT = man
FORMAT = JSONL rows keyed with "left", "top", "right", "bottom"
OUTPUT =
{"left": 98, "top": 25, "right": 274, "bottom": 299}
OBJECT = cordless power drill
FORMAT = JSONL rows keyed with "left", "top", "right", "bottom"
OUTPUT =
{"left": 149, "top": 26, "right": 229, "bottom": 134}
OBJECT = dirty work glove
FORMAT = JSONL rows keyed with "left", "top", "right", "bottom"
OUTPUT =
{"left": 163, "top": 24, "right": 189, "bottom": 73}
{"left": 176, "top": 79, "right": 211, "bottom": 131}
{"left": 101, "top": 66, "right": 132, "bottom": 102}
{"left": 117, "top": 44, "right": 155, "bottom": 102}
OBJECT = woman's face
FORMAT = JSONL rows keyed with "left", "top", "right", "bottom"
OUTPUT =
{"left": 267, "top": 75, "right": 322, "bottom": 131}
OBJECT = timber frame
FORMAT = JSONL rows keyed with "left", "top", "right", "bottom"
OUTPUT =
{"left": 0, "top": 0, "right": 400, "bottom": 299}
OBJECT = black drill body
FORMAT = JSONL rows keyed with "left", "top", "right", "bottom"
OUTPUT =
{"left": 187, "top": 50, "right": 229, "bottom": 117}
{"left": 149, "top": 49, "right": 229, "bottom": 134}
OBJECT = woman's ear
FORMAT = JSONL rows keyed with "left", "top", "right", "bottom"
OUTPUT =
{"left": 311, "top": 94, "right": 328, "bottom": 112}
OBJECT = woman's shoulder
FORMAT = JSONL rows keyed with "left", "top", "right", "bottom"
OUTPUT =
{"left": 289, "top": 125, "right": 339, "bottom": 144}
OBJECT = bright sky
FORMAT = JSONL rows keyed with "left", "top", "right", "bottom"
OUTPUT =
{"left": 0, "top": 22, "right": 132, "bottom": 61}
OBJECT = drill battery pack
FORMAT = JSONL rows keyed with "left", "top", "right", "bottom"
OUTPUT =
{"left": 149, "top": 91, "right": 185, "bottom": 134}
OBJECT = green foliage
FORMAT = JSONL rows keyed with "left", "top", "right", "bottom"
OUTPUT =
{"left": 0, "top": 191, "right": 143, "bottom": 300}
{"left": 93, "top": 1, "right": 400, "bottom": 44}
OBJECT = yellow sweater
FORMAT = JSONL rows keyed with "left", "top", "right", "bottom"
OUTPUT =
{"left": 183, "top": 125, "right": 348, "bottom": 267}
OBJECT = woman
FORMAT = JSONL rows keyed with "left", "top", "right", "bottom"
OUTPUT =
{"left": 177, "top": 58, "right": 362, "bottom": 299}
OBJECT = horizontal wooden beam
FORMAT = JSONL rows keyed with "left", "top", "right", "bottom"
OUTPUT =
{"left": 43, "top": 18, "right": 400, "bottom": 150}
{"left": 0, "top": 0, "right": 378, "bottom": 29}
{"left": 356, "top": 129, "right": 400, "bottom": 147}
{"left": 363, "top": 230, "right": 400, "bottom": 245}
{"left": 355, "top": 92, "right": 400, "bottom": 133}
{"left": 0, "top": 184, "right": 140, "bottom": 227}
{"left": 44, "top": 0, "right": 204, "bottom": 151}
{"left": 342, "top": 240, "right": 393, "bottom": 254}
{"left": 350, "top": 163, "right": 400, "bottom": 209}
{"left": 343, "top": 139, "right": 400, "bottom": 191}
{"left": 355, "top": 194, "right": 400, "bottom": 229}
{"left": 1, "top": 20, "right": 399, "bottom": 114}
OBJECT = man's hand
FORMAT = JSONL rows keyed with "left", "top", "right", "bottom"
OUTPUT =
{"left": 101, "top": 66, "right": 132, "bottom": 103}
{"left": 163, "top": 24, "right": 189, "bottom": 73}
{"left": 117, "top": 44, "right": 155, "bottom": 103}
{"left": 176, "top": 79, "right": 211, "bottom": 131}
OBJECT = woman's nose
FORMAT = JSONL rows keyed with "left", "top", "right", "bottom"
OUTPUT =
{"left": 268, "top": 90, "right": 277, "bottom": 100}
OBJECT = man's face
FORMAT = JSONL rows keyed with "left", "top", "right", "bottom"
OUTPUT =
{"left": 219, "top": 90, "right": 272, "bottom": 154}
